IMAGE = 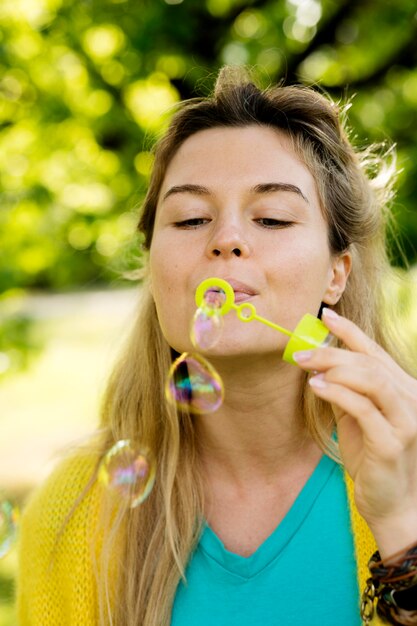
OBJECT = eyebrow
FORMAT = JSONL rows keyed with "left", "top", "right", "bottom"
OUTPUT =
{"left": 162, "top": 182, "right": 309, "bottom": 204}
{"left": 252, "top": 183, "right": 309, "bottom": 204}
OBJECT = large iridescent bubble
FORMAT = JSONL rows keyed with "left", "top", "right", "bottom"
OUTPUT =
{"left": 98, "top": 440, "right": 156, "bottom": 508}
{"left": 165, "top": 352, "right": 224, "bottom": 414}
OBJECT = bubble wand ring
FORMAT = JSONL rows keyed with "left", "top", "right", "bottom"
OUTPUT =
{"left": 195, "top": 277, "right": 334, "bottom": 365}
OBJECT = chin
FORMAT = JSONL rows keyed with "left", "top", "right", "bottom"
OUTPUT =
{"left": 200, "top": 340, "right": 286, "bottom": 360}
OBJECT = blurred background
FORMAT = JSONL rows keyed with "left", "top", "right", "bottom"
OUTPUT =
{"left": 1, "top": 0, "right": 417, "bottom": 622}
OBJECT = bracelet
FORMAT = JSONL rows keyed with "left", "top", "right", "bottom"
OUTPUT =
{"left": 361, "top": 541, "right": 417, "bottom": 625}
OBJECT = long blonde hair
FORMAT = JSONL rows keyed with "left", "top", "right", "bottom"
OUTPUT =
{"left": 91, "top": 66, "right": 413, "bottom": 625}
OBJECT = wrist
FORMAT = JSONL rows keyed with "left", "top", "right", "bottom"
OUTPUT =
{"left": 369, "top": 511, "right": 417, "bottom": 562}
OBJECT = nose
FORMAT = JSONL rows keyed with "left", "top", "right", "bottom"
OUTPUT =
{"left": 206, "top": 222, "right": 251, "bottom": 259}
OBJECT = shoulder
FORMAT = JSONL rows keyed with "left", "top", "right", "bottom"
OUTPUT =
{"left": 21, "top": 450, "right": 101, "bottom": 537}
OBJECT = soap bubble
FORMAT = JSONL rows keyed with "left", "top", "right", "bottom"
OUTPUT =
{"left": 0, "top": 499, "right": 19, "bottom": 559}
{"left": 191, "top": 307, "right": 223, "bottom": 350}
{"left": 165, "top": 352, "right": 224, "bottom": 414}
{"left": 98, "top": 440, "right": 156, "bottom": 508}
{"left": 191, "top": 287, "right": 226, "bottom": 350}
{"left": 202, "top": 288, "right": 226, "bottom": 309}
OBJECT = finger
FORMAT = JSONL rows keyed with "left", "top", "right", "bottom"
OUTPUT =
{"left": 295, "top": 310, "right": 406, "bottom": 383}
{"left": 321, "top": 308, "right": 400, "bottom": 370}
{"left": 313, "top": 363, "right": 406, "bottom": 424}
{"left": 294, "top": 345, "right": 368, "bottom": 377}
{"left": 308, "top": 376, "right": 397, "bottom": 456}
{"left": 300, "top": 347, "right": 417, "bottom": 445}
{"left": 314, "top": 365, "right": 417, "bottom": 446}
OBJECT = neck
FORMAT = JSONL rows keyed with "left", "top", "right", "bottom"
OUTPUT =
{"left": 194, "top": 353, "right": 323, "bottom": 488}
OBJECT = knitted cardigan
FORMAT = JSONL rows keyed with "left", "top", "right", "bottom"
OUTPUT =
{"left": 17, "top": 452, "right": 384, "bottom": 625}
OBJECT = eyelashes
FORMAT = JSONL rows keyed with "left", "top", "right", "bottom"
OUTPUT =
{"left": 173, "top": 218, "right": 210, "bottom": 228}
{"left": 173, "top": 218, "right": 294, "bottom": 230}
{"left": 254, "top": 218, "right": 294, "bottom": 229}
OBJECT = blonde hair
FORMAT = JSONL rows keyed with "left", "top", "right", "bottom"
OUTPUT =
{"left": 89, "top": 67, "right": 412, "bottom": 625}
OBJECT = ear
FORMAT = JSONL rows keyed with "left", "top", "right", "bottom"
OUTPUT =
{"left": 322, "top": 250, "right": 352, "bottom": 305}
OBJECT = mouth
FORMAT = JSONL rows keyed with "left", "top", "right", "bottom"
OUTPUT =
{"left": 221, "top": 278, "right": 258, "bottom": 303}
{"left": 195, "top": 277, "right": 259, "bottom": 308}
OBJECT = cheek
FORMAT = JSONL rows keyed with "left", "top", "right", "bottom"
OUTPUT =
{"left": 286, "top": 227, "right": 331, "bottom": 279}
{"left": 149, "top": 245, "right": 192, "bottom": 350}
{"left": 267, "top": 238, "right": 331, "bottom": 313}
{"left": 149, "top": 239, "right": 179, "bottom": 299}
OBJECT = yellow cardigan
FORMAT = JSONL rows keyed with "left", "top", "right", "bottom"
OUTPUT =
{"left": 17, "top": 452, "right": 384, "bottom": 625}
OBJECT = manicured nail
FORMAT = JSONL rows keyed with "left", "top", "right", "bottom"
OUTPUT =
{"left": 309, "top": 374, "right": 327, "bottom": 389}
{"left": 322, "top": 307, "right": 339, "bottom": 320}
{"left": 293, "top": 350, "right": 313, "bottom": 363}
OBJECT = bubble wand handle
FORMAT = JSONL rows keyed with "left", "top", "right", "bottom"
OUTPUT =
{"left": 249, "top": 313, "right": 293, "bottom": 337}
{"left": 231, "top": 301, "right": 293, "bottom": 338}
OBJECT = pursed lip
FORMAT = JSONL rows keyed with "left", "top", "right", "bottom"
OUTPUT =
{"left": 197, "top": 277, "right": 259, "bottom": 304}
{"left": 223, "top": 278, "right": 258, "bottom": 303}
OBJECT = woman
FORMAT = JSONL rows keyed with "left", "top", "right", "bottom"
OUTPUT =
{"left": 17, "top": 67, "right": 417, "bottom": 625}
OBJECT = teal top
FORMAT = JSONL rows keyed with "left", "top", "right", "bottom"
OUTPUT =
{"left": 171, "top": 454, "right": 361, "bottom": 625}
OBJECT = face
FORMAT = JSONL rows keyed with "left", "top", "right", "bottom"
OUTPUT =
{"left": 149, "top": 125, "right": 350, "bottom": 357}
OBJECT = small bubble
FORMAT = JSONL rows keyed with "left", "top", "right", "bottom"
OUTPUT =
{"left": 165, "top": 352, "right": 224, "bottom": 414}
{"left": 98, "top": 440, "right": 156, "bottom": 508}
{"left": 191, "top": 307, "right": 223, "bottom": 350}
{"left": 0, "top": 499, "right": 19, "bottom": 559}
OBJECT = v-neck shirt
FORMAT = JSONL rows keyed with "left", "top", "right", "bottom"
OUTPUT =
{"left": 171, "top": 454, "right": 361, "bottom": 625}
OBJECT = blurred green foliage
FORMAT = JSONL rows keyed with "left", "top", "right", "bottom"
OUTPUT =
{"left": 0, "top": 290, "right": 43, "bottom": 378}
{"left": 1, "top": 0, "right": 417, "bottom": 294}
{"left": 1, "top": 0, "right": 417, "bottom": 376}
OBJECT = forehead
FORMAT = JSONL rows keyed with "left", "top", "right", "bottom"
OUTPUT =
{"left": 159, "top": 124, "right": 319, "bottom": 204}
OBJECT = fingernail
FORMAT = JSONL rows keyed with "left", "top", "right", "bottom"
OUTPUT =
{"left": 293, "top": 350, "right": 313, "bottom": 363}
{"left": 322, "top": 307, "right": 339, "bottom": 320}
{"left": 309, "top": 374, "right": 327, "bottom": 389}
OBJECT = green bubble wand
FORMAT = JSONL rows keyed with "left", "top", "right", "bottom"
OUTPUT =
{"left": 195, "top": 277, "right": 334, "bottom": 365}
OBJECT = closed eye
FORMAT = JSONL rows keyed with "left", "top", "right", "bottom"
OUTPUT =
{"left": 255, "top": 218, "right": 294, "bottom": 229}
{"left": 174, "top": 218, "right": 210, "bottom": 229}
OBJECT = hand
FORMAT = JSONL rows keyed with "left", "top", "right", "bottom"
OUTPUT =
{"left": 293, "top": 308, "right": 417, "bottom": 554}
